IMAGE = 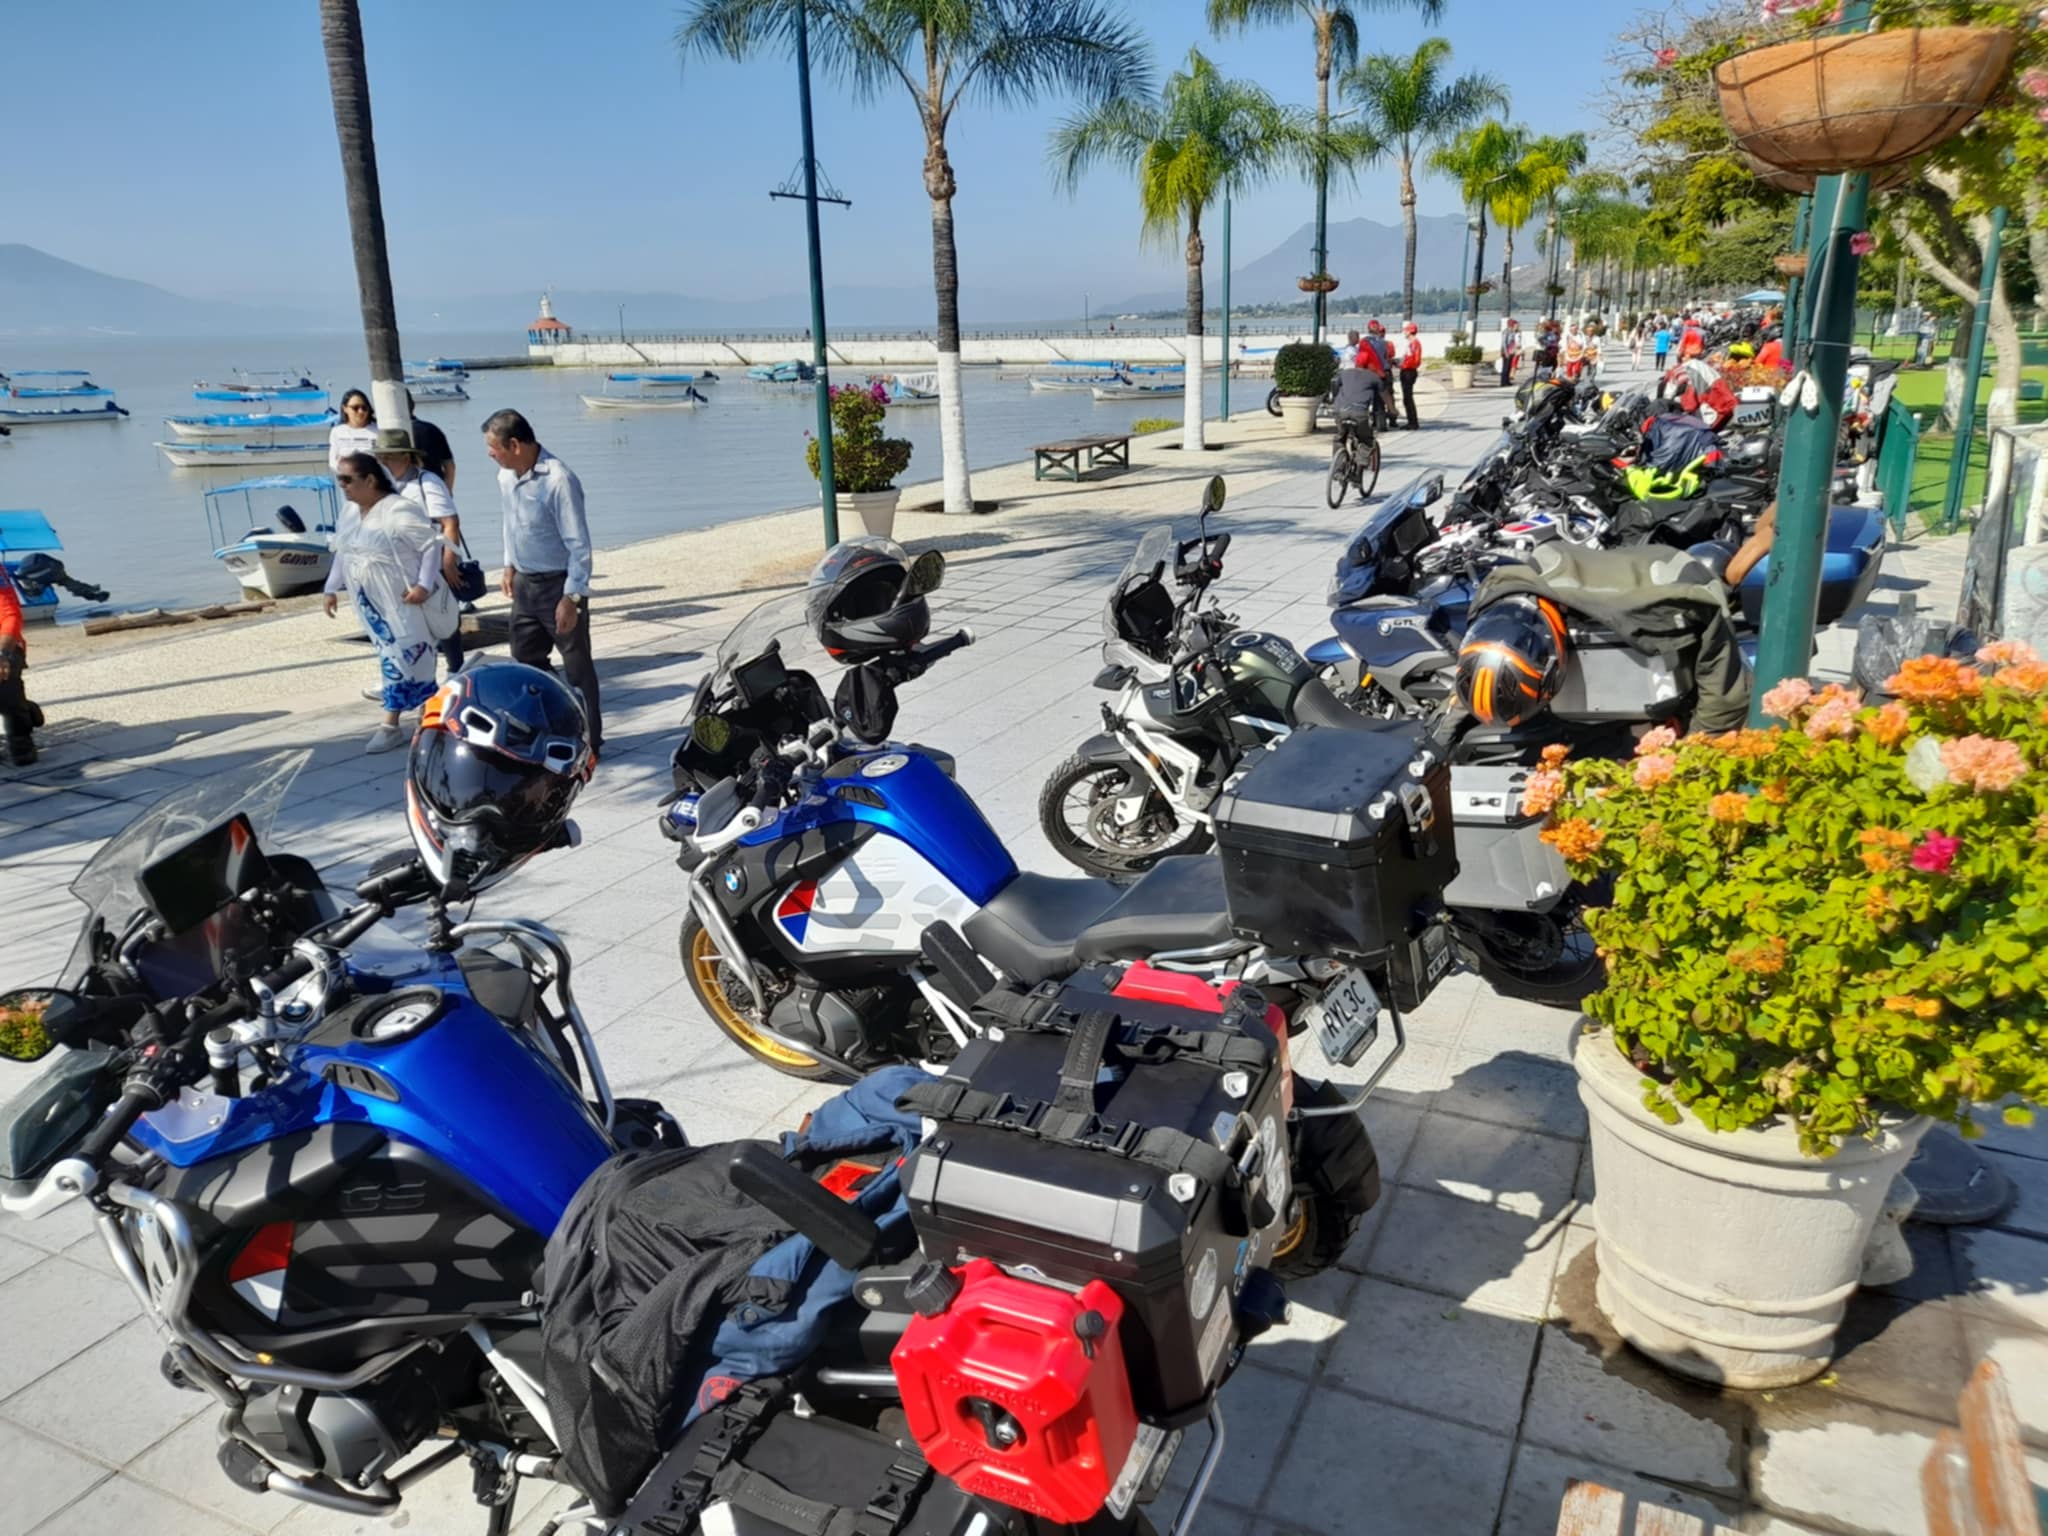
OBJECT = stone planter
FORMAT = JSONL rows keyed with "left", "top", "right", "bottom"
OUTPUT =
{"left": 1277, "top": 394, "right": 1319, "bottom": 437}
{"left": 841, "top": 488, "right": 901, "bottom": 538}
{"left": 1715, "top": 27, "right": 2015, "bottom": 179}
{"left": 1575, "top": 1027, "right": 1929, "bottom": 1388}
{"left": 1448, "top": 364, "right": 1476, "bottom": 390}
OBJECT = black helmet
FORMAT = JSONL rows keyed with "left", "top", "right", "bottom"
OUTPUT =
{"left": 806, "top": 537, "right": 937, "bottom": 658}
{"left": 406, "top": 663, "right": 592, "bottom": 893}
{"left": 1456, "top": 594, "right": 1568, "bottom": 727}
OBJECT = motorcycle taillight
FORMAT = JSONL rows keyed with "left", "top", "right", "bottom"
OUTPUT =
{"left": 891, "top": 1259, "right": 1140, "bottom": 1525}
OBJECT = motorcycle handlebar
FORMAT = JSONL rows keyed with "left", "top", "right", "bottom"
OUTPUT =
{"left": 78, "top": 1085, "right": 160, "bottom": 1163}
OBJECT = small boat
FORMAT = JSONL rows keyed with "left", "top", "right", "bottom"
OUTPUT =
{"left": 193, "top": 370, "right": 324, "bottom": 403}
{"left": 0, "top": 510, "right": 87, "bottom": 623}
{"left": 580, "top": 381, "right": 710, "bottom": 410}
{"left": 156, "top": 440, "right": 331, "bottom": 469}
{"left": 204, "top": 475, "right": 338, "bottom": 599}
{"left": 404, "top": 377, "right": 470, "bottom": 402}
{"left": 608, "top": 371, "right": 719, "bottom": 388}
{"left": 163, "top": 408, "right": 338, "bottom": 443}
{"left": 747, "top": 361, "right": 816, "bottom": 384}
{"left": 405, "top": 357, "right": 471, "bottom": 379}
{"left": 1092, "top": 378, "right": 1183, "bottom": 400}
{"left": 874, "top": 372, "right": 940, "bottom": 407}
{"left": 1028, "top": 359, "right": 1127, "bottom": 392}
{"left": 194, "top": 385, "right": 327, "bottom": 403}
{"left": 1, "top": 370, "right": 129, "bottom": 425}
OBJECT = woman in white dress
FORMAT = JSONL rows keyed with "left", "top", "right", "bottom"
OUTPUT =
{"left": 328, "top": 389, "right": 378, "bottom": 472}
{"left": 323, "top": 453, "right": 448, "bottom": 753}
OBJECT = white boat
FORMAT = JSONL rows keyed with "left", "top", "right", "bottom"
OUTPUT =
{"left": 609, "top": 370, "right": 719, "bottom": 389}
{"left": 157, "top": 440, "right": 331, "bottom": 469}
{"left": 579, "top": 389, "right": 709, "bottom": 411}
{"left": 204, "top": 475, "right": 337, "bottom": 599}
{"left": 1091, "top": 376, "right": 1182, "bottom": 400}
{"left": 193, "top": 370, "right": 324, "bottom": 403}
{"left": 1, "top": 370, "right": 129, "bottom": 425}
{"left": 875, "top": 372, "right": 940, "bottom": 406}
{"left": 1028, "top": 359, "right": 1126, "bottom": 392}
{"left": 163, "top": 409, "right": 337, "bottom": 443}
{"left": 405, "top": 357, "right": 471, "bottom": 381}
{"left": 404, "top": 377, "right": 470, "bottom": 402}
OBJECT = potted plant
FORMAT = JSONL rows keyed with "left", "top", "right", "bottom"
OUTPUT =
{"left": 1272, "top": 340, "right": 1337, "bottom": 436}
{"left": 806, "top": 381, "right": 914, "bottom": 536}
{"left": 1545, "top": 282, "right": 1568, "bottom": 299}
{"left": 1298, "top": 273, "right": 1340, "bottom": 295}
{"left": 1716, "top": 25, "right": 2016, "bottom": 179}
{"left": 1443, "top": 333, "right": 1483, "bottom": 390}
{"left": 1530, "top": 652, "right": 2048, "bottom": 1387}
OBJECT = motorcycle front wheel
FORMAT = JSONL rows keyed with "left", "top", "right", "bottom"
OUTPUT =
{"left": 678, "top": 912, "right": 838, "bottom": 1080}
{"left": 1038, "top": 752, "right": 1210, "bottom": 878}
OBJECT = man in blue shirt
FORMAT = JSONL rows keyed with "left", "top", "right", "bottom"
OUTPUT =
{"left": 483, "top": 408, "right": 603, "bottom": 759}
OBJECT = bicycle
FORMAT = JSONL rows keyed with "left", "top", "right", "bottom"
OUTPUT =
{"left": 1326, "top": 415, "right": 1382, "bottom": 507}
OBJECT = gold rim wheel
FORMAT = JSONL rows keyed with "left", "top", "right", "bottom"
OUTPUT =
{"left": 687, "top": 924, "right": 821, "bottom": 1071}
{"left": 1272, "top": 1198, "right": 1310, "bottom": 1260}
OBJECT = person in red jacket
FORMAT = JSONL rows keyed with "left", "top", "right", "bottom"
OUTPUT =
{"left": 1397, "top": 321, "right": 1422, "bottom": 429}
{"left": 0, "top": 563, "right": 36, "bottom": 766}
{"left": 1361, "top": 320, "right": 1394, "bottom": 431}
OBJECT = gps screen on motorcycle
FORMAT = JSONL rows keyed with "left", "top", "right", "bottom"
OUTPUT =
{"left": 136, "top": 814, "right": 273, "bottom": 936}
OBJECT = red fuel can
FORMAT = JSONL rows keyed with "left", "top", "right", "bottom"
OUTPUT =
{"left": 891, "top": 1259, "right": 1141, "bottom": 1524}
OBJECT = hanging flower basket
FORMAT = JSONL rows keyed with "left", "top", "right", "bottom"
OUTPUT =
{"left": 1544, "top": 282, "right": 1568, "bottom": 298}
{"left": 1298, "top": 274, "right": 1340, "bottom": 294}
{"left": 1738, "top": 148, "right": 1924, "bottom": 195}
{"left": 1714, "top": 26, "right": 2016, "bottom": 178}
{"left": 1773, "top": 252, "right": 1810, "bottom": 278}
{"left": 1465, "top": 281, "right": 1495, "bottom": 297}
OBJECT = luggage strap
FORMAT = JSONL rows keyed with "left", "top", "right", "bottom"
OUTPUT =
{"left": 664, "top": 1382, "right": 928, "bottom": 1535}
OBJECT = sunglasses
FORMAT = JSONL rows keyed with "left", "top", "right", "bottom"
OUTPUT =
{"left": 336, "top": 473, "right": 361, "bottom": 485}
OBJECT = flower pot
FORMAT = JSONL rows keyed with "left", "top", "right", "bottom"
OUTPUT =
{"left": 1298, "top": 276, "right": 1339, "bottom": 294}
{"left": 1575, "top": 1028, "right": 1929, "bottom": 1388}
{"left": 1277, "top": 393, "right": 1319, "bottom": 436}
{"left": 1448, "top": 363, "right": 1476, "bottom": 390}
{"left": 841, "top": 487, "right": 901, "bottom": 538}
{"left": 1715, "top": 27, "right": 2016, "bottom": 178}
{"left": 1773, "top": 252, "right": 1809, "bottom": 278}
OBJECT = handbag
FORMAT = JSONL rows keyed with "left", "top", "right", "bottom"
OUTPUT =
{"left": 377, "top": 509, "right": 461, "bottom": 642}
{"left": 451, "top": 531, "right": 488, "bottom": 604}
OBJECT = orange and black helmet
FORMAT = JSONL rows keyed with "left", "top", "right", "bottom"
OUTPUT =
{"left": 1456, "top": 595, "right": 1568, "bottom": 726}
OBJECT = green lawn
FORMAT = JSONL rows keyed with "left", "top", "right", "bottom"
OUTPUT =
{"left": 1884, "top": 362, "right": 2048, "bottom": 533}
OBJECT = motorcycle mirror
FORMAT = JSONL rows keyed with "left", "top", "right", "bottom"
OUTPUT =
{"left": 693, "top": 714, "right": 732, "bottom": 754}
{"left": 1201, "top": 476, "right": 1227, "bottom": 516}
{"left": 906, "top": 549, "right": 946, "bottom": 597}
{"left": 0, "top": 990, "right": 69, "bottom": 1063}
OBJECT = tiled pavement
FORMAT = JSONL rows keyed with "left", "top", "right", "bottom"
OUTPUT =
{"left": 1, "top": 371, "right": 2041, "bottom": 1536}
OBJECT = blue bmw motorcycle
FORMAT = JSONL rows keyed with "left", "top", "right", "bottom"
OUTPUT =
{"left": 0, "top": 750, "right": 667, "bottom": 1531}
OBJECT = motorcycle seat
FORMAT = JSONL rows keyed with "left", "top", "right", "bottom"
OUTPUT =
{"left": 964, "top": 856, "right": 1237, "bottom": 985}
{"left": 1290, "top": 680, "right": 1395, "bottom": 733}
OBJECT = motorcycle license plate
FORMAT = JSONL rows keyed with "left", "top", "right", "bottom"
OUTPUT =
{"left": 1305, "top": 968, "right": 1381, "bottom": 1068}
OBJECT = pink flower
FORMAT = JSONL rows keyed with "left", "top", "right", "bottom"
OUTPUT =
{"left": 1939, "top": 734, "right": 2029, "bottom": 793}
{"left": 2022, "top": 68, "right": 2048, "bottom": 100}
{"left": 1635, "top": 725, "right": 1679, "bottom": 757}
{"left": 1976, "top": 639, "right": 2041, "bottom": 666}
{"left": 1633, "top": 752, "right": 1677, "bottom": 789}
{"left": 1849, "top": 231, "right": 1876, "bottom": 257}
{"left": 1909, "top": 832, "right": 1961, "bottom": 875}
{"left": 1760, "top": 0, "right": 1785, "bottom": 17}
{"left": 1760, "top": 677, "right": 1813, "bottom": 721}
{"left": 1520, "top": 767, "right": 1565, "bottom": 816}
{"left": 1655, "top": 45, "right": 1679, "bottom": 66}
{"left": 1804, "top": 693, "right": 1859, "bottom": 741}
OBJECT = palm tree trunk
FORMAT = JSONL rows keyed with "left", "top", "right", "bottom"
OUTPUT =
{"left": 924, "top": 131, "right": 973, "bottom": 516}
{"left": 1544, "top": 206, "right": 1560, "bottom": 319}
{"left": 319, "top": 0, "right": 407, "bottom": 432}
{"left": 1312, "top": 35, "right": 1332, "bottom": 341}
{"left": 1184, "top": 213, "right": 1206, "bottom": 453}
{"left": 1400, "top": 154, "right": 1419, "bottom": 321}
{"left": 1501, "top": 228, "right": 1515, "bottom": 324}
{"left": 1471, "top": 209, "right": 1489, "bottom": 332}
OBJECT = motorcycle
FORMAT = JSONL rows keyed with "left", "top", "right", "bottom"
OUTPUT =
{"left": 661, "top": 527, "right": 1418, "bottom": 1277}
{"left": 0, "top": 750, "right": 672, "bottom": 1532}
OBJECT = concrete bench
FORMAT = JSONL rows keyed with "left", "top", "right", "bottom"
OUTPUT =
{"left": 1032, "top": 433, "right": 1132, "bottom": 482}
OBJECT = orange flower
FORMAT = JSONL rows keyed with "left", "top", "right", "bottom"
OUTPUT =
{"left": 1633, "top": 752, "right": 1677, "bottom": 789}
{"left": 1804, "top": 694, "right": 1859, "bottom": 741}
{"left": 1883, "top": 994, "right": 1919, "bottom": 1012}
{"left": 1861, "top": 848, "right": 1894, "bottom": 875}
{"left": 1542, "top": 818, "right": 1606, "bottom": 863}
{"left": 1520, "top": 767, "right": 1566, "bottom": 817}
{"left": 1939, "top": 734, "right": 2029, "bottom": 793}
{"left": 1539, "top": 742, "right": 1571, "bottom": 769}
{"left": 1863, "top": 700, "right": 1911, "bottom": 747}
{"left": 1977, "top": 640, "right": 2040, "bottom": 666}
{"left": 1761, "top": 779, "right": 1789, "bottom": 804}
{"left": 1716, "top": 728, "right": 1781, "bottom": 761}
{"left": 1729, "top": 936, "right": 1788, "bottom": 975}
{"left": 1634, "top": 725, "right": 1679, "bottom": 757}
{"left": 1886, "top": 655, "right": 1984, "bottom": 704}
{"left": 1916, "top": 998, "right": 1942, "bottom": 1020}
{"left": 1709, "top": 791, "right": 1751, "bottom": 823}
{"left": 1993, "top": 661, "right": 2048, "bottom": 695}
{"left": 1862, "top": 885, "right": 1891, "bottom": 919}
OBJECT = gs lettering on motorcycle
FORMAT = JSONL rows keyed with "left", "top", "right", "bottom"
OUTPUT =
{"left": 773, "top": 837, "right": 980, "bottom": 956}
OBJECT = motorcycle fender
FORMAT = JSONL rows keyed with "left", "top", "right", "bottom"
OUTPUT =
{"left": 1303, "top": 634, "right": 1352, "bottom": 668}
{"left": 1076, "top": 731, "right": 1140, "bottom": 770}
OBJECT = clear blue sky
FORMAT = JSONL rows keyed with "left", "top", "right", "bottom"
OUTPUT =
{"left": 7, "top": 0, "right": 1642, "bottom": 308}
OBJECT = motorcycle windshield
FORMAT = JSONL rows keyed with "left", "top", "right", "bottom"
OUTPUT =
{"left": 1102, "top": 527, "right": 1176, "bottom": 642}
{"left": 687, "top": 591, "right": 843, "bottom": 726}
{"left": 59, "top": 749, "right": 311, "bottom": 985}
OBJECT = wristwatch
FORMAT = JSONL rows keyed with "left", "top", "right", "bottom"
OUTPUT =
{"left": 567, "top": 593, "right": 588, "bottom": 611}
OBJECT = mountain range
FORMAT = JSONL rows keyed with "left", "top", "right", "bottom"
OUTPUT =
{"left": 1, "top": 213, "right": 1548, "bottom": 338}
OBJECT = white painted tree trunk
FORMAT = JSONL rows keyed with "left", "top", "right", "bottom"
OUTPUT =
{"left": 935, "top": 349, "right": 972, "bottom": 514}
{"left": 1183, "top": 333, "right": 1205, "bottom": 452}
{"left": 369, "top": 379, "right": 411, "bottom": 436}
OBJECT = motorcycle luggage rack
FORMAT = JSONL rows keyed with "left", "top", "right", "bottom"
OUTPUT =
{"left": 452, "top": 918, "right": 616, "bottom": 1135}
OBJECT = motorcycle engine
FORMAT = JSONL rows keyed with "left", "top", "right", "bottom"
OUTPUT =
{"left": 235, "top": 1361, "right": 441, "bottom": 1488}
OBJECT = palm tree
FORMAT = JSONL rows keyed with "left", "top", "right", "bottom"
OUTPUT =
{"left": 1428, "top": 120, "right": 1518, "bottom": 328}
{"left": 1482, "top": 128, "right": 1536, "bottom": 324}
{"left": 1051, "top": 49, "right": 1313, "bottom": 451}
{"left": 319, "top": 0, "right": 406, "bottom": 430}
{"left": 1523, "top": 132, "right": 1586, "bottom": 320}
{"left": 1340, "top": 39, "right": 1504, "bottom": 320}
{"left": 1207, "top": 0, "right": 1438, "bottom": 337}
{"left": 679, "top": 1, "right": 1151, "bottom": 519}
{"left": 1552, "top": 171, "right": 1629, "bottom": 323}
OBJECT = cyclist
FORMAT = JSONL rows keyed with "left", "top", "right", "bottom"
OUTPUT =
{"left": 1332, "top": 354, "right": 1383, "bottom": 469}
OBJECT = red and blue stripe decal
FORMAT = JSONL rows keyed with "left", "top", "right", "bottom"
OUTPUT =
{"left": 775, "top": 880, "right": 819, "bottom": 943}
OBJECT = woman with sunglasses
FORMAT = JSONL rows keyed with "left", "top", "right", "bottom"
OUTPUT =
{"left": 323, "top": 453, "right": 449, "bottom": 753}
{"left": 328, "top": 388, "right": 377, "bottom": 472}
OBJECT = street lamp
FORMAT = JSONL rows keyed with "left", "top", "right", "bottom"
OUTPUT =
{"left": 1311, "top": 105, "right": 1361, "bottom": 346}
{"left": 1452, "top": 169, "right": 1515, "bottom": 346}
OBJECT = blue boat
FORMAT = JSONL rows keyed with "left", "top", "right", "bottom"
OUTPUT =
{"left": 203, "top": 475, "right": 339, "bottom": 599}
{"left": 0, "top": 370, "right": 128, "bottom": 425}
{"left": 163, "top": 408, "right": 338, "bottom": 444}
{"left": 0, "top": 511, "right": 72, "bottom": 623}
{"left": 192, "top": 369, "right": 326, "bottom": 404}
{"left": 194, "top": 386, "right": 327, "bottom": 403}
{"left": 746, "top": 361, "right": 816, "bottom": 384}
{"left": 608, "top": 370, "right": 720, "bottom": 387}
{"left": 1028, "top": 358, "right": 1128, "bottom": 392}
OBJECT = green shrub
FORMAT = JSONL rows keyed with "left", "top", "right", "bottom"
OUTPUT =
{"left": 804, "top": 381, "right": 913, "bottom": 493}
{"left": 1130, "top": 417, "right": 1177, "bottom": 435}
{"left": 1273, "top": 341, "right": 1337, "bottom": 398}
{"left": 1536, "top": 652, "right": 2048, "bottom": 1154}
{"left": 1443, "top": 343, "right": 1484, "bottom": 365}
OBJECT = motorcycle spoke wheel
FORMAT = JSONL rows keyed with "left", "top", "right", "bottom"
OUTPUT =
{"left": 1039, "top": 754, "right": 1203, "bottom": 876}
{"left": 681, "top": 919, "right": 832, "bottom": 1077}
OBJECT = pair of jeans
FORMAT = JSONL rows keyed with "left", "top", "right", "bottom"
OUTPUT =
{"left": 1399, "top": 367, "right": 1418, "bottom": 429}
{"left": 511, "top": 571, "right": 602, "bottom": 756}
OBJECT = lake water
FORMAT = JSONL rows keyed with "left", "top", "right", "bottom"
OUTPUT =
{"left": 0, "top": 331, "right": 1234, "bottom": 613}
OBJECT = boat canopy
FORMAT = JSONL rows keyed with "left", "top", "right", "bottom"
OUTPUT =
{"left": 194, "top": 387, "right": 327, "bottom": 402}
{"left": 168, "top": 410, "right": 337, "bottom": 429}
{"left": 608, "top": 372, "right": 700, "bottom": 383}
{"left": 4, "top": 369, "right": 93, "bottom": 377}
{"left": 0, "top": 511, "right": 63, "bottom": 552}
{"left": 206, "top": 476, "right": 337, "bottom": 496}
{"left": 9, "top": 385, "right": 111, "bottom": 398}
